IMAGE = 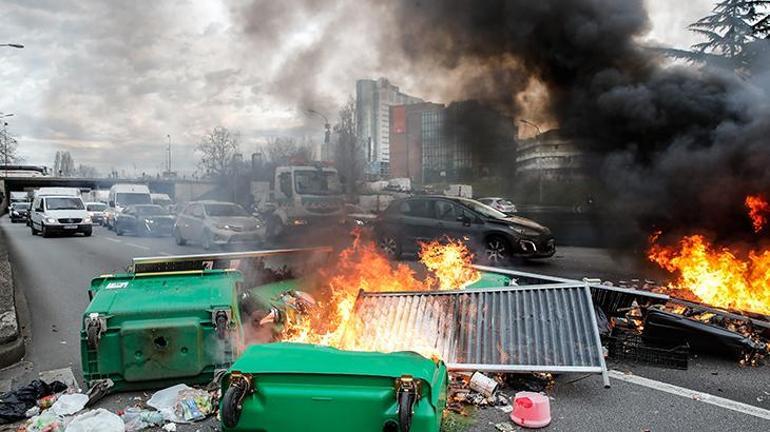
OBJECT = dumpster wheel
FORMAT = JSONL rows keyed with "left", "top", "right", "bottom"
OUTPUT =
{"left": 397, "top": 387, "right": 416, "bottom": 432}
{"left": 86, "top": 323, "right": 100, "bottom": 350}
{"left": 222, "top": 376, "right": 251, "bottom": 428}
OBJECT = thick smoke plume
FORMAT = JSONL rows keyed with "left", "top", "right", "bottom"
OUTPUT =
{"left": 389, "top": 0, "right": 770, "bottom": 245}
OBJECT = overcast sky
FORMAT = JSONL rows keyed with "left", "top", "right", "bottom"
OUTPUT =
{"left": 0, "top": 0, "right": 713, "bottom": 176}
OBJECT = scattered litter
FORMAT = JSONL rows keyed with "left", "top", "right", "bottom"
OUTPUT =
{"left": 494, "top": 422, "right": 516, "bottom": 432}
{"left": 147, "top": 384, "right": 214, "bottom": 423}
{"left": 51, "top": 393, "right": 89, "bottom": 416}
{"left": 121, "top": 407, "right": 164, "bottom": 432}
{"left": 469, "top": 372, "right": 499, "bottom": 397}
{"left": 510, "top": 392, "right": 551, "bottom": 429}
{"left": 498, "top": 404, "right": 513, "bottom": 414}
{"left": 37, "top": 394, "right": 58, "bottom": 410}
{"left": 20, "top": 410, "right": 64, "bottom": 432}
{"left": 24, "top": 406, "right": 40, "bottom": 418}
{"left": 85, "top": 379, "right": 114, "bottom": 407}
{"left": 162, "top": 423, "right": 176, "bottom": 431}
{"left": 65, "top": 408, "right": 124, "bottom": 432}
{"left": 39, "top": 368, "right": 81, "bottom": 393}
{"left": 0, "top": 379, "right": 67, "bottom": 424}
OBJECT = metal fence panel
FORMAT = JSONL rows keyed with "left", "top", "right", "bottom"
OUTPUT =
{"left": 354, "top": 284, "right": 609, "bottom": 386}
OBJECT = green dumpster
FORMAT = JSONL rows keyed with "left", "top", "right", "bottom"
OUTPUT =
{"left": 81, "top": 269, "right": 244, "bottom": 392}
{"left": 220, "top": 343, "right": 448, "bottom": 432}
{"left": 466, "top": 271, "right": 513, "bottom": 289}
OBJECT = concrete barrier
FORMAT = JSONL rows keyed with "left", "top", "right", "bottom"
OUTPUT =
{"left": 0, "top": 227, "right": 24, "bottom": 368}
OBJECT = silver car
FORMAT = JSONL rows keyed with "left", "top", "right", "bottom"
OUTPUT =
{"left": 173, "top": 201, "right": 265, "bottom": 249}
{"left": 478, "top": 197, "right": 518, "bottom": 215}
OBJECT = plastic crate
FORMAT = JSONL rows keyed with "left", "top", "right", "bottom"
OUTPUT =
{"left": 607, "top": 329, "right": 689, "bottom": 370}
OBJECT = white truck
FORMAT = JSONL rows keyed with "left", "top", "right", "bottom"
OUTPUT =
{"left": 105, "top": 184, "right": 152, "bottom": 230}
{"left": 252, "top": 164, "right": 345, "bottom": 238}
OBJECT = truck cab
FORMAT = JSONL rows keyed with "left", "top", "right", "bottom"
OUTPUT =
{"left": 269, "top": 165, "right": 345, "bottom": 234}
{"left": 106, "top": 184, "right": 152, "bottom": 230}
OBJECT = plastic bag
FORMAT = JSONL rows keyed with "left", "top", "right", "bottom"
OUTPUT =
{"left": 23, "top": 410, "right": 64, "bottom": 432}
{"left": 0, "top": 379, "right": 67, "bottom": 424}
{"left": 146, "top": 385, "right": 213, "bottom": 423}
{"left": 51, "top": 394, "right": 89, "bottom": 416}
{"left": 121, "top": 407, "right": 164, "bottom": 432}
{"left": 65, "top": 409, "right": 124, "bottom": 432}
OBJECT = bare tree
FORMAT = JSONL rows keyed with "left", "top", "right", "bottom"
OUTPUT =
{"left": 0, "top": 126, "right": 21, "bottom": 165}
{"left": 53, "top": 151, "right": 76, "bottom": 176}
{"left": 261, "top": 136, "right": 313, "bottom": 164}
{"left": 334, "top": 97, "right": 364, "bottom": 195}
{"left": 75, "top": 164, "right": 99, "bottom": 178}
{"left": 197, "top": 126, "right": 241, "bottom": 180}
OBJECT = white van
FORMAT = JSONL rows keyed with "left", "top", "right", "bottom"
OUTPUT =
{"left": 34, "top": 187, "right": 80, "bottom": 198}
{"left": 105, "top": 184, "right": 152, "bottom": 229}
{"left": 29, "top": 195, "right": 92, "bottom": 237}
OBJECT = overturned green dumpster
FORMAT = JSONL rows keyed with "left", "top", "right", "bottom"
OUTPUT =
{"left": 81, "top": 269, "right": 244, "bottom": 392}
{"left": 220, "top": 343, "right": 448, "bottom": 432}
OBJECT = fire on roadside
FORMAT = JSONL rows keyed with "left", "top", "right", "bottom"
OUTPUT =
{"left": 648, "top": 232, "right": 770, "bottom": 317}
{"left": 281, "top": 233, "right": 480, "bottom": 358}
{"left": 745, "top": 194, "right": 770, "bottom": 233}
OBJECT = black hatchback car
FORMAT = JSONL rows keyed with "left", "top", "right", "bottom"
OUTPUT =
{"left": 373, "top": 196, "right": 555, "bottom": 264}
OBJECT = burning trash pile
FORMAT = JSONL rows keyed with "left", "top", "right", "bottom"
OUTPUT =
{"left": 279, "top": 232, "right": 481, "bottom": 357}
{"left": 599, "top": 195, "right": 770, "bottom": 367}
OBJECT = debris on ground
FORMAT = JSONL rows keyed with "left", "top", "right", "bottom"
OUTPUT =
{"left": 146, "top": 384, "right": 215, "bottom": 423}
{"left": 510, "top": 391, "right": 552, "bottom": 429}
{"left": 494, "top": 422, "right": 516, "bottom": 432}
{"left": 65, "top": 408, "right": 124, "bottom": 432}
{"left": 0, "top": 380, "right": 67, "bottom": 424}
{"left": 50, "top": 394, "right": 88, "bottom": 416}
{"left": 19, "top": 410, "right": 63, "bottom": 432}
{"left": 120, "top": 408, "right": 164, "bottom": 432}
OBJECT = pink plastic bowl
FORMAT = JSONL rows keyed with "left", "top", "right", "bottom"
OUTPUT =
{"left": 510, "top": 391, "right": 551, "bottom": 429}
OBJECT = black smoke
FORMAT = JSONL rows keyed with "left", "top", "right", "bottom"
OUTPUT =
{"left": 390, "top": 0, "right": 770, "bottom": 245}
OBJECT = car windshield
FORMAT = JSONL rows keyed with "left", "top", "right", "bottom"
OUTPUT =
{"left": 204, "top": 204, "right": 248, "bottom": 217}
{"left": 135, "top": 206, "right": 168, "bottom": 216}
{"left": 86, "top": 203, "right": 107, "bottom": 211}
{"left": 13, "top": 203, "right": 30, "bottom": 210}
{"left": 116, "top": 193, "right": 151, "bottom": 206}
{"left": 46, "top": 197, "right": 84, "bottom": 210}
{"left": 294, "top": 170, "right": 342, "bottom": 195}
{"left": 457, "top": 198, "right": 507, "bottom": 219}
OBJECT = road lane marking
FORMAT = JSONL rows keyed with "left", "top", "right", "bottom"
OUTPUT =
{"left": 124, "top": 242, "right": 150, "bottom": 250}
{"left": 104, "top": 238, "right": 122, "bottom": 243}
{"left": 157, "top": 252, "right": 172, "bottom": 256}
{"left": 608, "top": 370, "right": 770, "bottom": 421}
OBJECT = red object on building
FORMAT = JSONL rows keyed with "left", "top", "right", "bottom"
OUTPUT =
{"left": 389, "top": 103, "right": 444, "bottom": 184}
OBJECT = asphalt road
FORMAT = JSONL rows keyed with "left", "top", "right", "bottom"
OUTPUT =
{"left": 0, "top": 217, "right": 768, "bottom": 431}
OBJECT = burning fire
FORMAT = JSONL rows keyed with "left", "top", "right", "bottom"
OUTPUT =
{"left": 745, "top": 194, "right": 770, "bottom": 233}
{"left": 282, "top": 233, "right": 480, "bottom": 357}
{"left": 649, "top": 233, "right": 770, "bottom": 316}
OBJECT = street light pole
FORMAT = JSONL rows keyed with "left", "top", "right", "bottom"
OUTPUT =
{"left": 166, "top": 134, "right": 172, "bottom": 174}
{"left": 306, "top": 109, "right": 330, "bottom": 161}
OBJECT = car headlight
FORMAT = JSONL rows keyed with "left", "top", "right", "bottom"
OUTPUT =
{"left": 84, "top": 216, "right": 92, "bottom": 223}
{"left": 510, "top": 225, "right": 540, "bottom": 236}
{"left": 145, "top": 219, "right": 155, "bottom": 224}
{"left": 291, "top": 218, "right": 308, "bottom": 226}
{"left": 45, "top": 217, "right": 57, "bottom": 224}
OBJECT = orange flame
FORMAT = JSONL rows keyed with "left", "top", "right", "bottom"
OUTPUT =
{"left": 745, "top": 194, "right": 770, "bottom": 233}
{"left": 418, "top": 238, "right": 481, "bottom": 290}
{"left": 282, "top": 233, "right": 480, "bottom": 357}
{"left": 649, "top": 234, "right": 770, "bottom": 315}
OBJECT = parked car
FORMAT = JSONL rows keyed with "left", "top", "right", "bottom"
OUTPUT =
{"left": 85, "top": 202, "right": 108, "bottom": 225}
{"left": 373, "top": 196, "right": 555, "bottom": 264}
{"left": 478, "top": 197, "right": 518, "bottom": 215}
{"left": 9, "top": 202, "right": 31, "bottom": 223}
{"left": 173, "top": 201, "right": 265, "bottom": 249}
{"left": 29, "top": 195, "right": 92, "bottom": 237}
{"left": 115, "top": 204, "right": 175, "bottom": 237}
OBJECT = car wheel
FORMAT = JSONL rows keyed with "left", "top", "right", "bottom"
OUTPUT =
{"left": 41, "top": 224, "right": 50, "bottom": 238}
{"left": 484, "top": 236, "right": 510, "bottom": 265}
{"left": 115, "top": 224, "right": 123, "bottom": 236}
{"left": 30, "top": 223, "right": 38, "bottom": 236}
{"left": 378, "top": 232, "right": 401, "bottom": 259}
{"left": 202, "top": 230, "right": 213, "bottom": 250}
{"left": 174, "top": 227, "right": 187, "bottom": 245}
{"left": 83, "top": 228, "right": 92, "bottom": 237}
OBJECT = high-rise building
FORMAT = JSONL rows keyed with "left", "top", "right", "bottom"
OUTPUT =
{"left": 389, "top": 102, "right": 444, "bottom": 185}
{"left": 356, "top": 78, "right": 423, "bottom": 177}
{"left": 515, "top": 130, "right": 591, "bottom": 181}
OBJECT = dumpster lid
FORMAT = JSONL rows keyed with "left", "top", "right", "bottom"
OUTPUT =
{"left": 87, "top": 270, "right": 242, "bottom": 315}
{"left": 231, "top": 343, "right": 443, "bottom": 384}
